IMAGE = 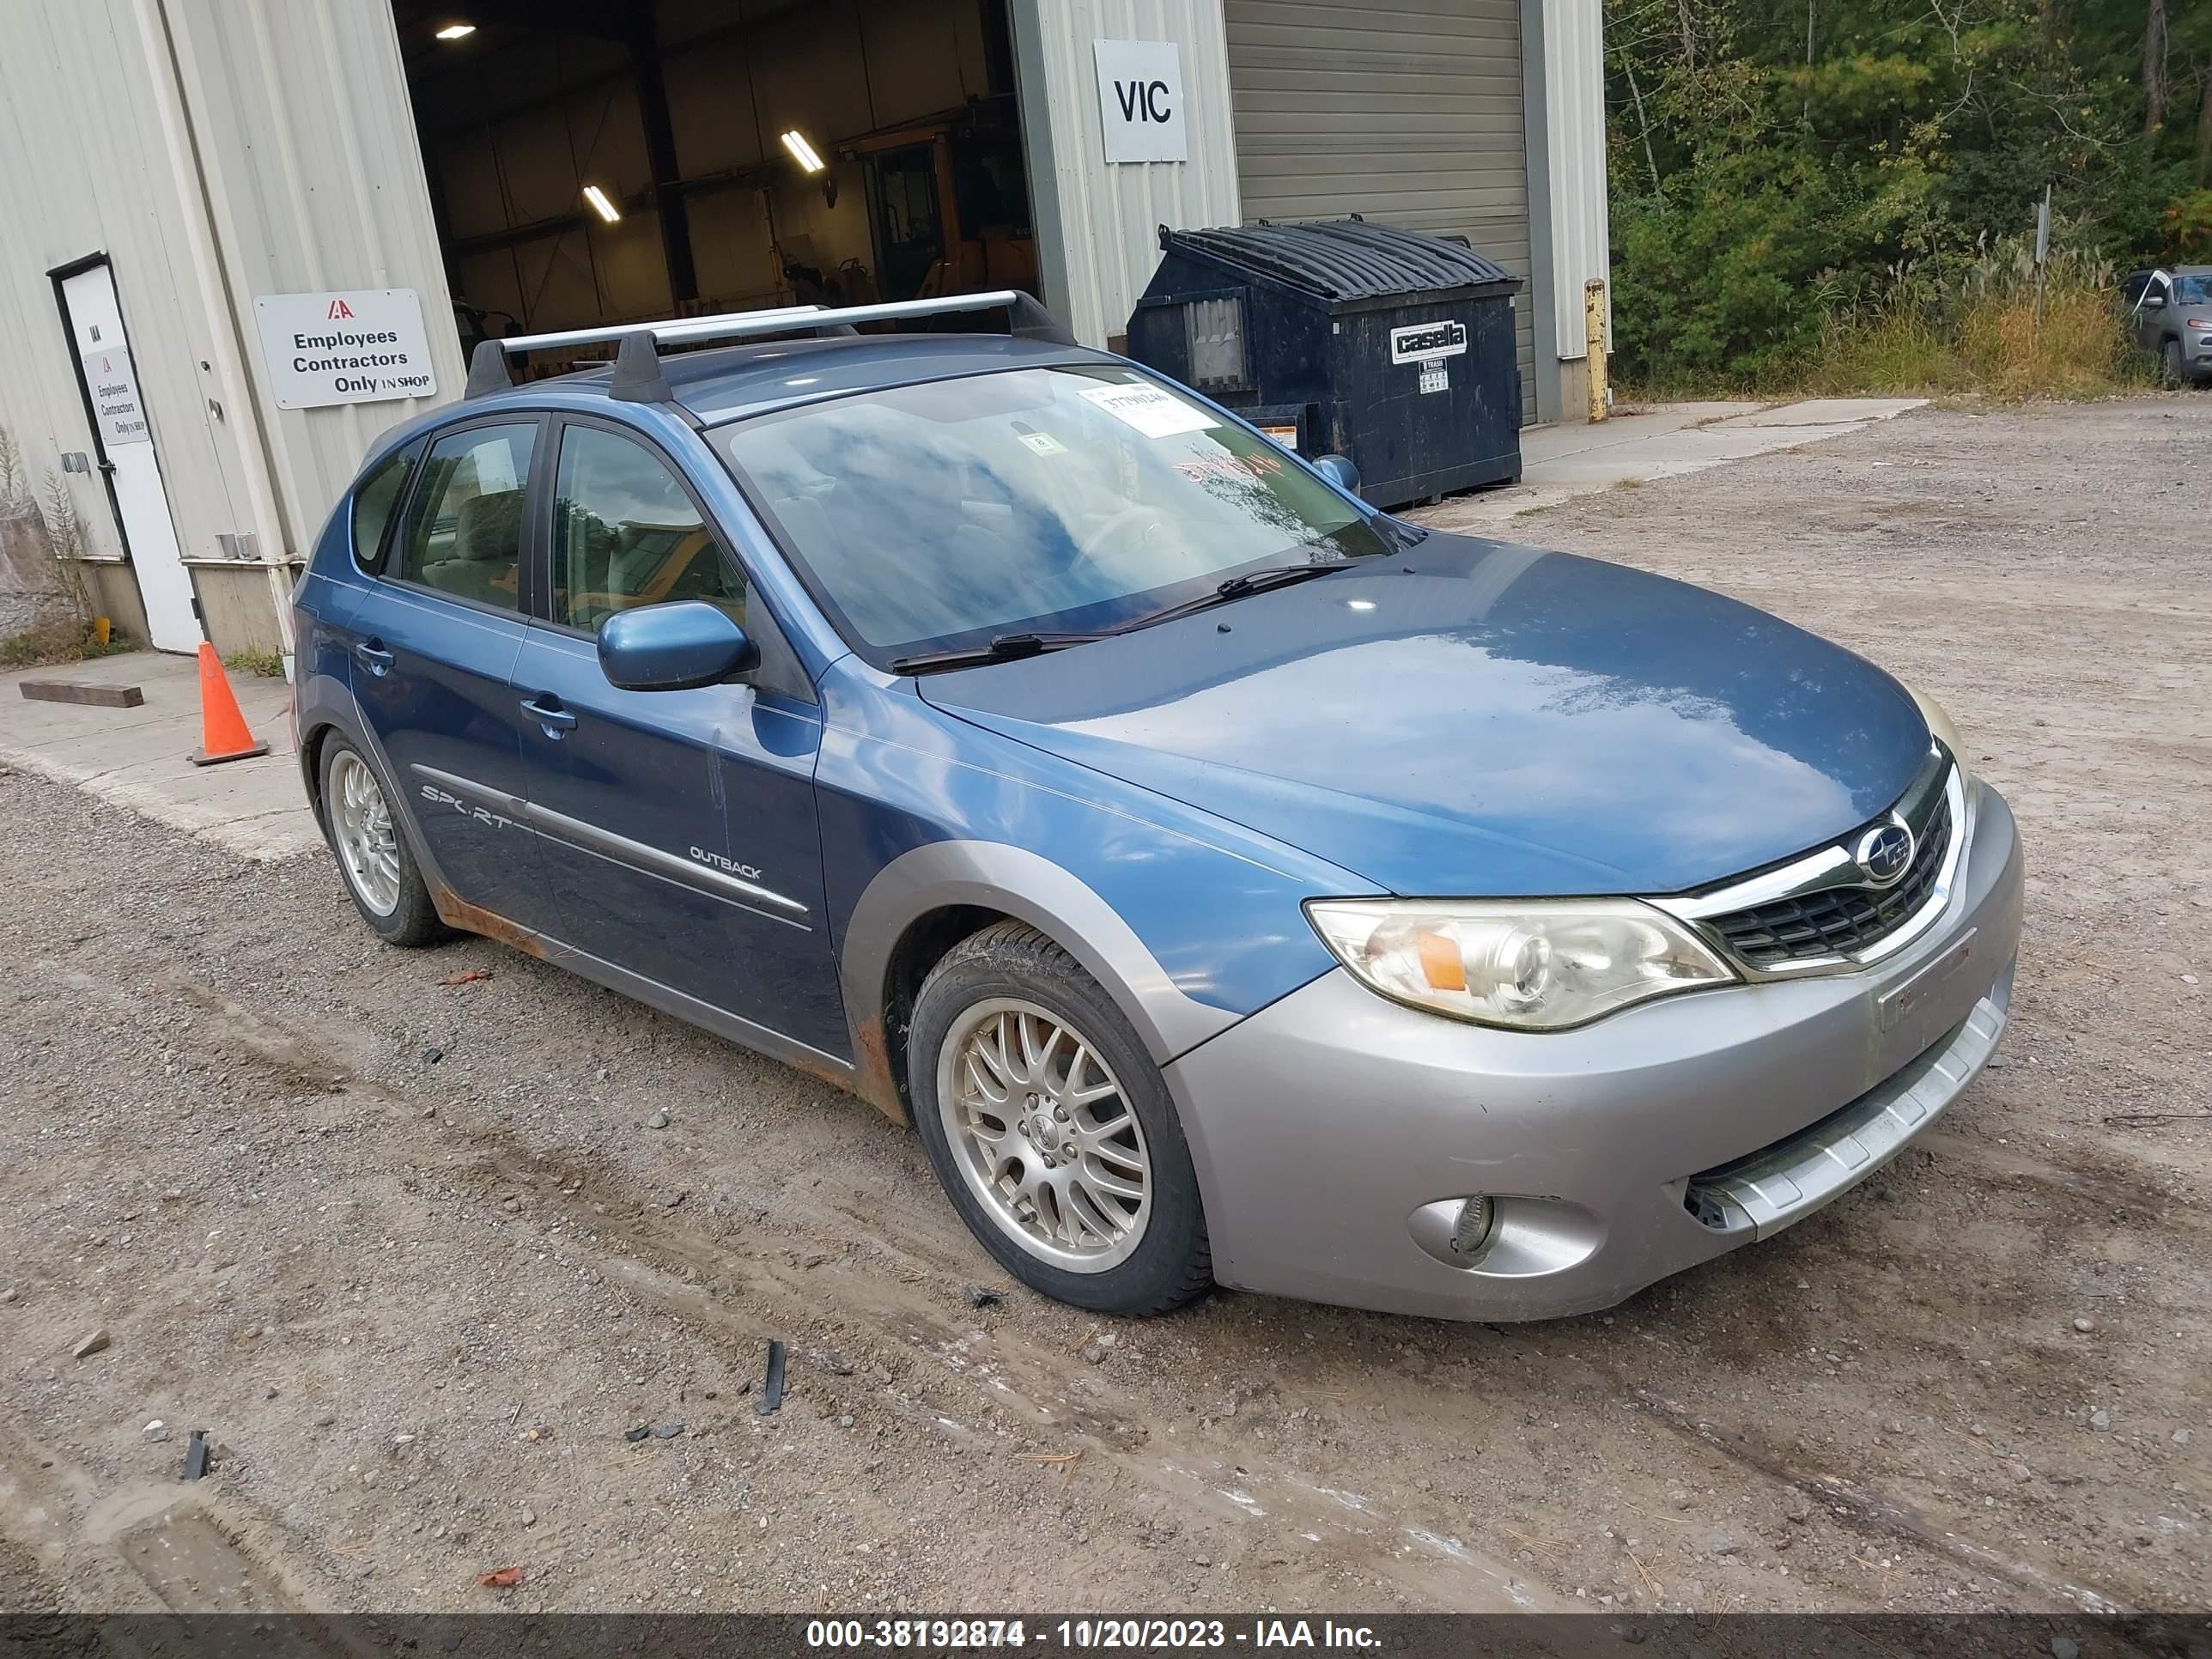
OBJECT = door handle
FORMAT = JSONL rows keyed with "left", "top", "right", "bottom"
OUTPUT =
{"left": 520, "top": 694, "right": 577, "bottom": 737}
{"left": 353, "top": 639, "right": 394, "bottom": 675}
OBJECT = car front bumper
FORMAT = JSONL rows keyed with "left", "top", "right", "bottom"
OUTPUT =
{"left": 1166, "top": 778, "right": 2024, "bottom": 1321}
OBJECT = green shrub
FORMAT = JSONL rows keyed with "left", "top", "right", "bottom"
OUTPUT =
{"left": 1803, "top": 237, "right": 2151, "bottom": 398}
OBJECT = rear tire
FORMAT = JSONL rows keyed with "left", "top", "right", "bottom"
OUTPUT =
{"left": 908, "top": 921, "right": 1212, "bottom": 1316}
{"left": 320, "top": 736, "right": 446, "bottom": 947}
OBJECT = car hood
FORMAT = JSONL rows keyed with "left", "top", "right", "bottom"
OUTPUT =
{"left": 917, "top": 535, "right": 1933, "bottom": 896}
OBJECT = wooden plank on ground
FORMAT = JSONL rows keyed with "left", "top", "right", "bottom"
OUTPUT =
{"left": 17, "top": 679, "right": 144, "bottom": 708}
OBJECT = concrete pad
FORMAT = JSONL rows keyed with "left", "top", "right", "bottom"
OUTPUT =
{"left": 1519, "top": 401, "right": 1761, "bottom": 466}
{"left": 1713, "top": 398, "right": 1925, "bottom": 428}
{"left": 0, "top": 650, "right": 317, "bottom": 860}
{"left": 1411, "top": 397, "right": 1929, "bottom": 535}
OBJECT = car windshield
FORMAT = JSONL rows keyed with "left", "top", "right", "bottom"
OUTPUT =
{"left": 2172, "top": 275, "right": 2212, "bottom": 304}
{"left": 712, "top": 363, "right": 1391, "bottom": 665}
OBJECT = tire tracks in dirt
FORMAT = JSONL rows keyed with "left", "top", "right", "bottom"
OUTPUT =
{"left": 32, "top": 951, "right": 1564, "bottom": 1611}
{"left": 13, "top": 937, "right": 2190, "bottom": 1614}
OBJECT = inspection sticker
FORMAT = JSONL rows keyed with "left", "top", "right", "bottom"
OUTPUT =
{"left": 1079, "top": 382, "right": 1217, "bottom": 438}
{"left": 1016, "top": 430, "right": 1066, "bottom": 455}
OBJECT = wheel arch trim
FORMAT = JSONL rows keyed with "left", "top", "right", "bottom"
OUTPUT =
{"left": 838, "top": 841, "right": 1243, "bottom": 1122}
{"left": 295, "top": 681, "right": 456, "bottom": 909}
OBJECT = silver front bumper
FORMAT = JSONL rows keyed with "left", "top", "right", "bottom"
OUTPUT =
{"left": 1165, "top": 779, "right": 2025, "bottom": 1322}
{"left": 1685, "top": 972, "right": 2007, "bottom": 1237}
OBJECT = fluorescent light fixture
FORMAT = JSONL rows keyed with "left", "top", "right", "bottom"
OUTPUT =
{"left": 780, "top": 130, "right": 826, "bottom": 174}
{"left": 434, "top": 21, "right": 476, "bottom": 40}
{"left": 581, "top": 185, "right": 621, "bottom": 223}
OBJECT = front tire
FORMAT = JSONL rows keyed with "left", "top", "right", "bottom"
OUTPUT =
{"left": 320, "top": 737, "right": 446, "bottom": 947}
{"left": 2164, "top": 339, "right": 2188, "bottom": 386}
{"left": 908, "top": 921, "right": 1212, "bottom": 1316}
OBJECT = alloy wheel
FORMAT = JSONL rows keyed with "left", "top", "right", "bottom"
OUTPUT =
{"left": 329, "top": 750, "right": 402, "bottom": 917}
{"left": 935, "top": 998, "right": 1152, "bottom": 1273}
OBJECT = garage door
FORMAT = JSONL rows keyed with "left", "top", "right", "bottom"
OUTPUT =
{"left": 1224, "top": 0, "right": 1535, "bottom": 422}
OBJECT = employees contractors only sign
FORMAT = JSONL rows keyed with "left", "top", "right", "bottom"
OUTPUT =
{"left": 253, "top": 289, "right": 437, "bottom": 410}
{"left": 83, "top": 345, "right": 151, "bottom": 447}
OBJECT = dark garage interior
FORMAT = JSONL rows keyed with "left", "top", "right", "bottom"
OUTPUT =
{"left": 391, "top": 0, "right": 1036, "bottom": 358}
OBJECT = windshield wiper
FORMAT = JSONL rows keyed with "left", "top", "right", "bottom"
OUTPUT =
{"left": 892, "top": 559, "right": 1374, "bottom": 672}
{"left": 890, "top": 632, "right": 1110, "bottom": 675}
{"left": 1111, "top": 561, "right": 1352, "bottom": 634}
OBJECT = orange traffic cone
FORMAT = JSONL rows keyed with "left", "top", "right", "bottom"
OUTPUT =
{"left": 187, "top": 641, "right": 270, "bottom": 767}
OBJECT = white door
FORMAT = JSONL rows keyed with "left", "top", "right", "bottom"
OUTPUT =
{"left": 58, "top": 262, "right": 201, "bottom": 652}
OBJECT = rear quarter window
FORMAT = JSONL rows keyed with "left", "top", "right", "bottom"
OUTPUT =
{"left": 351, "top": 445, "right": 416, "bottom": 570}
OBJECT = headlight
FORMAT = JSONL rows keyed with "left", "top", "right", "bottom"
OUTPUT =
{"left": 1304, "top": 898, "right": 1737, "bottom": 1030}
{"left": 1905, "top": 683, "right": 1964, "bottom": 760}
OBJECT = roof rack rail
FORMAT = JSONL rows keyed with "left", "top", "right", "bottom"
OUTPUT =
{"left": 463, "top": 289, "right": 1076, "bottom": 402}
{"left": 462, "top": 304, "right": 828, "bottom": 398}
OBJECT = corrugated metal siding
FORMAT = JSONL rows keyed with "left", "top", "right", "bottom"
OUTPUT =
{"left": 1012, "top": 0, "right": 1243, "bottom": 349}
{"left": 0, "top": 0, "right": 261, "bottom": 569}
{"left": 1224, "top": 0, "right": 1536, "bottom": 419}
{"left": 0, "top": 0, "right": 458, "bottom": 608}
{"left": 163, "top": 0, "right": 465, "bottom": 556}
{"left": 1540, "top": 0, "right": 1608, "bottom": 359}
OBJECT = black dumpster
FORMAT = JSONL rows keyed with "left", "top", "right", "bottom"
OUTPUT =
{"left": 1125, "top": 216, "right": 1523, "bottom": 507}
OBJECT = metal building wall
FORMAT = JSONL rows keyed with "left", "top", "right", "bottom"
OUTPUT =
{"left": 162, "top": 0, "right": 464, "bottom": 561}
{"left": 1011, "top": 0, "right": 1243, "bottom": 349}
{"left": 0, "top": 0, "right": 457, "bottom": 656}
{"left": 1535, "top": 0, "right": 1610, "bottom": 366}
{"left": 1223, "top": 0, "right": 1538, "bottom": 422}
{"left": 0, "top": 1, "right": 265, "bottom": 579}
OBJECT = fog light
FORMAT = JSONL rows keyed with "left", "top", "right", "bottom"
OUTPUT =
{"left": 1451, "top": 1196, "right": 1497, "bottom": 1258}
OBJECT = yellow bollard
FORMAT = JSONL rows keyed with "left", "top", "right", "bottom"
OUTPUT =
{"left": 1585, "top": 279, "right": 1609, "bottom": 424}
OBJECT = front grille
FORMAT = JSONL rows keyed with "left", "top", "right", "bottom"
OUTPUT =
{"left": 1709, "top": 799, "right": 1953, "bottom": 967}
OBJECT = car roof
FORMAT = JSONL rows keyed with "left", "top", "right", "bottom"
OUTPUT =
{"left": 473, "top": 330, "right": 1118, "bottom": 427}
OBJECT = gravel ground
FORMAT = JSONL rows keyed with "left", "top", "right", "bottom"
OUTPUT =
{"left": 0, "top": 396, "right": 2206, "bottom": 1616}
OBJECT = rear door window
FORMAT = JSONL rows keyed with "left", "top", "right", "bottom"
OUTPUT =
{"left": 392, "top": 422, "right": 538, "bottom": 614}
{"left": 350, "top": 444, "right": 416, "bottom": 570}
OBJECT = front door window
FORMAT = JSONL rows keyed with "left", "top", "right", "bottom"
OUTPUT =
{"left": 549, "top": 425, "right": 747, "bottom": 632}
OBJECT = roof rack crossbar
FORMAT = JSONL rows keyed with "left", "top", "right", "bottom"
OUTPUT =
{"left": 495, "top": 304, "right": 830, "bottom": 357}
{"left": 465, "top": 304, "right": 830, "bottom": 398}
{"left": 463, "top": 290, "right": 1075, "bottom": 400}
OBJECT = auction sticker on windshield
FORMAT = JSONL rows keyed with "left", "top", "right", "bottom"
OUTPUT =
{"left": 1080, "top": 381, "right": 1218, "bottom": 438}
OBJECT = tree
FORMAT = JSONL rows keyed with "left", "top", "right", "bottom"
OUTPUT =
{"left": 1603, "top": 0, "right": 2212, "bottom": 386}
{"left": 2143, "top": 0, "right": 2169, "bottom": 131}
{"left": 2197, "top": 59, "right": 2212, "bottom": 179}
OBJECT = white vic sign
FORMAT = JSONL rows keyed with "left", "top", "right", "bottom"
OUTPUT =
{"left": 253, "top": 289, "right": 438, "bottom": 410}
{"left": 1094, "top": 40, "right": 1186, "bottom": 163}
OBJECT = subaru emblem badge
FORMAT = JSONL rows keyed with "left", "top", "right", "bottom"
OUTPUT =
{"left": 1854, "top": 819, "right": 1915, "bottom": 886}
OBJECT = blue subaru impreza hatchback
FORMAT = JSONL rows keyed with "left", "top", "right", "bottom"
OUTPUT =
{"left": 293, "top": 291, "right": 2022, "bottom": 1322}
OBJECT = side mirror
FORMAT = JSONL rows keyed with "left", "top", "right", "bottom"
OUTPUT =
{"left": 598, "top": 600, "right": 759, "bottom": 692}
{"left": 2142, "top": 293, "right": 2167, "bottom": 309}
{"left": 1312, "top": 453, "right": 1361, "bottom": 495}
